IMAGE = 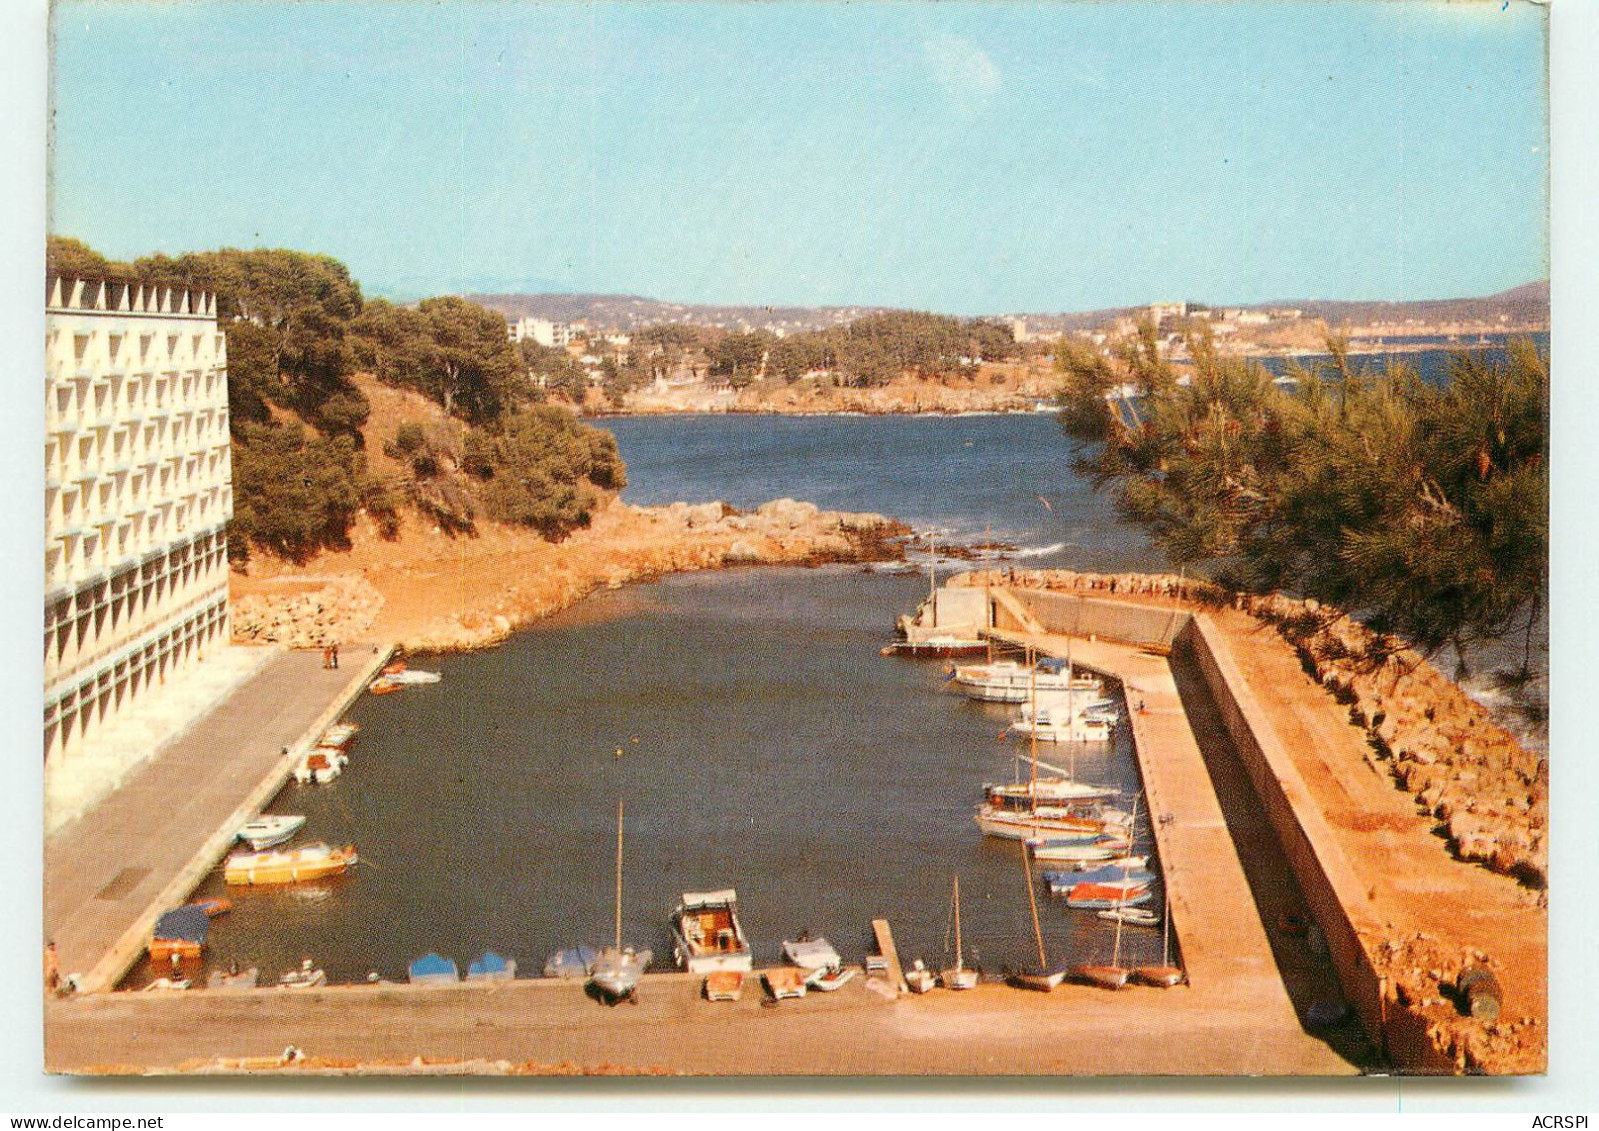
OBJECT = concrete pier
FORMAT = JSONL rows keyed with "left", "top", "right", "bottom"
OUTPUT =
{"left": 44, "top": 644, "right": 393, "bottom": 994}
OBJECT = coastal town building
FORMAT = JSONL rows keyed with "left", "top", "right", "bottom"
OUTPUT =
{"left": 44, "top": 276, "right": 233, "bottom": 766}
{"left": 507, "top": 316, "right": 585, "bottom": 349}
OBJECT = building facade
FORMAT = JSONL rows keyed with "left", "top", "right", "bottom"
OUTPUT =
{"left": 44, "top": 277, "right": 233, "bottom": 764}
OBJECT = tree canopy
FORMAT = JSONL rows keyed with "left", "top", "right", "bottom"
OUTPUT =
{"left": 1056, "top": 325, "right": 1548, "bottom": 662}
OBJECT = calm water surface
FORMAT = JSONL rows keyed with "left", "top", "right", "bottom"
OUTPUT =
{"left": 181, "top": 568, "right": 1171, "bottom": 986}
{"left": 155, "top": 413, "right": 1188, "bottom": 987}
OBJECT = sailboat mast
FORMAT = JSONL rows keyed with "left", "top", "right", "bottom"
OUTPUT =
{"left": 929, "top": 533, "right": 937, "bottom": 601}
{"left": 614, "top": 799, "right": 624, "bottom": 951}
{"left": 953, "top": 875, "right": 964, "bottom": 968}
{"left": 1021, "top": 839, "right": 1046, "bottom": 970}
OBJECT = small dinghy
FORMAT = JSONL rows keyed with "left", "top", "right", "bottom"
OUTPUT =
{"left": 1071, "top": 963, "right": 1130, "bottom": 990}
{"left": 806, "top": 966, "right": 857, "bottom": 992}
{"left": 1097, "top": 906, "right": 1160, "bottom": 928}
{"left": 142, "top": 976, "right": 191, "bottom": 992}
{"left": 704, "top": 970, "right": 746, "bottom": 1001}
{"left": 763, "top": 966, "right": 808, "bottom": 1000}
{"left": 317, "top": 722, "right": 360, "bottom": 750}
{"left": 206, "top": 965, "right": 259, "bottom": 990}
{"left": 1007, "top": 968, "right": 1067, "bottom": 992}
{"left": 408, "top": 952, "right": 459, "bottom": 985}
{"left": 279, "top": 959, "right": 327, "bottom": 989}
{"left": 781, "top": 933, "right": 841, "bottom": 972}
{"left": 903, "top": 958, "right": 937, "bottom": 994}
{"left": 235, "top": 814, "right": 307, "bottom": 851}
{"left": 543, "top": 945, "right": 599, "bottom": 979}
{"left": 465, "top": 951, "right": 517, "bottom": 982}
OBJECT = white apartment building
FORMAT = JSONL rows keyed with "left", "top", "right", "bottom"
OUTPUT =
{"left": 44, "top": 276, "right": 233, "bottom": 764}
{"left": 507, "top": 316, "right": 584, "bottom": 349}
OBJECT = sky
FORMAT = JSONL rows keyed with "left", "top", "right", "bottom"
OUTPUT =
{"left": 48, "top": 1, "right": 1548, "bottom": 316}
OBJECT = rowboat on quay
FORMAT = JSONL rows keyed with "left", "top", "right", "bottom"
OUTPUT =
{"left": 224, "top": 843, "right": 358, "bottom": 886}
{"left": 279, "top": 959, "right": 327, "bottom": 989}
{"left": 1130, "top": 901, "right": 1185, "bottom": 987}
{"left": 704, "top": 970, "right": 746, "bottom": 1001}
{"left": 1006, "top": 839, "right": 1067, "bottom": 992}
{"left": 781, "top": 932, "right": 842, "bottom": 973}
{"left": 235, "top": 813, "right": 307, "bottom": 851}
{"left": 764, "top": 967, "right": 809, "bottom": 1000}
{"left": 806, "top": 966, "right": 857, "bottom": 992}
{"left": 903, "top": 958, "right": 937, "bottom": 994}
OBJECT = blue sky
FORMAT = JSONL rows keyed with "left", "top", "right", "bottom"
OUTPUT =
{"left": 48, "top": 1, "right": 1547, "bottom": 314}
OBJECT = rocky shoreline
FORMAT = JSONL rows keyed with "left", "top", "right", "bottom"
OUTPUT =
{"left": 230, "top": 496, "right": 908, "bottom": 654}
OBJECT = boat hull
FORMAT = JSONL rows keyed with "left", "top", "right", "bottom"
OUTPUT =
{"left": 1131, "top": 965, "right": 1185, "bottom": 987}
{"left": 589, "top": 947, "right": 651, "bottom": 1002}
{"left": 1071, "top": 964, "right": 1130, "bottom": 990}
{"left": 763, "top": 968, "right": 809, "bottom": 1000}
{"left": 224, "top": 844, "right": 357, "bottom": 886}
{"left": 1007, "top": 969, "right": 1067, "bottom": 992}
{"left": 672, "top": 891, "right": 754, "bottom": 973}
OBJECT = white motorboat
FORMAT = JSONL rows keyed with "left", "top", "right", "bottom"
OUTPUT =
{"left": 1010, "top": 706, "right": 1114, "bottom": 744}
{"left": 235, "top": 813, "right": 307, "bottom": 851}
{"left": 781, "top": 933, "right": 842, "bottom": 972}
{"left": 387, "top": 669, "right": 441, "bottom": 685}
{"left": 985, "top": 779, "right": 1120, "bottom": 807}
{"left": 951, "top": 657, "right": 1102, "bottom": 703}
{"left": 671, "top": 889, "right": 754, "bottom": 974}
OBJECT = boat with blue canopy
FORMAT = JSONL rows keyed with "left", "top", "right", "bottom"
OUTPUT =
{"left": 407, "top": 952, "right": 459, "bottom": 985}
{"left": 466, "top": 952, "right": 516, "bottom": 981}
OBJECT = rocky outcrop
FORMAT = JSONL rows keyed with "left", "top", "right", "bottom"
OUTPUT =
{"left": 1245, "top": 592, "right": 1547, "bottom": 892}
{"left": 230, "top": 498, "right": 908, "bottom": 654}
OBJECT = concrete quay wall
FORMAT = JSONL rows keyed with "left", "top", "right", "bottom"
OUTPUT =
{"left": 1178, "top": 614, "right": 1454, "bottom": 1074}
{"left": 70, "top": 645, "right": 394, "bottom": 994}
{"left": 999, "top": 587, "right": 1192, "bottom": 651}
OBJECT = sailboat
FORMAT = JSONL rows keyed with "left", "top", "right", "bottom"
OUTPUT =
{"left": 939, "top": 874, "right": 980, "bottom": 990}
{"left": 1071, "top": 794, "right": 1146, "bottom": 989}
{"left": 1007, "top": 837, "right": 1067, "bottom": 991}
{"left": 1131, "top": 898, "right": 1185, "bottom": 987}
{"left": 588, "top": 800, "right": 653, "bottom": 1005}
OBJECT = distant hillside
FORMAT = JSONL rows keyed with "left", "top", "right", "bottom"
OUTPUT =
{"left": 469, "top": 292, "right": 900, "bottom": 335}
{"left": 1279, "top": 281, "right": 1548, "bottom": 327}
{"left": 468, "top": 281, "right": 1547, "bottom": 335}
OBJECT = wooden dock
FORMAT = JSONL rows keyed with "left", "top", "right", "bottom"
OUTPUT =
{"left": 870, "top": 918, "right": 907, "bottom": 995}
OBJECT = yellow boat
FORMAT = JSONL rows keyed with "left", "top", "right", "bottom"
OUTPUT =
{"left": 224, "top": 843, "right": 358, "bottom": 886}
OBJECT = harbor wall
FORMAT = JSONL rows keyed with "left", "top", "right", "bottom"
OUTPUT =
{"left": 80, "top": 645, "right": 394, "bottom": 994}
{"left": 1178, "top": 615, "right": 1454, "bottom": 1074}
{"left": 1000, "top": 588, "right": 1191, "bottom": 651}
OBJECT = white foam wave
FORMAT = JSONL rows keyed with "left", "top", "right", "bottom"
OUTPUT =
{"left": 1010, "top": 541, "right": 1067, "bottom": 559}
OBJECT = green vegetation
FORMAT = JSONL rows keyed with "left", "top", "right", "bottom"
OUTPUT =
{"left": 48, "top": 237, "right": 627, "bottom": 561}
{"left": 1056, "top": 323, "right": 1548, "bottom": 665}
{"left": 462, "top": 406, "right": 626, "bottom": 536}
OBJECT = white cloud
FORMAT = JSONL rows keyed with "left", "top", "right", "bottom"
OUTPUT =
{"left": 924, "top": 33, "right": 1000, "bottom": 117}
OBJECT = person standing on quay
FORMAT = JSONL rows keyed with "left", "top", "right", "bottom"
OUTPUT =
{"left": 44, "top": 941, "right": 59, "bottom": 993}
{"left": 331, "top": 642, "right": 339, "bottom": 669}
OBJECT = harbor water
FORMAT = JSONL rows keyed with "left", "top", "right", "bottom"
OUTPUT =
{"left": 159, "top": 413, "right": 1179, "bottom": 987}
